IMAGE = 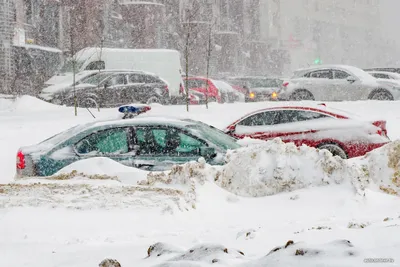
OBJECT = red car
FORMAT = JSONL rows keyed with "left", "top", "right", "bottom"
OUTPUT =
{"left": 224, "top": 104, "right": 389, "bottom": 158}
{"left": 182, "top": 77, "right": 244, "bottom": 104}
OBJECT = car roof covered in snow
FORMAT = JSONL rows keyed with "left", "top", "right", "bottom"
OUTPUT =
{"left": 293, "top": 64, "right": 376, "bottom": 82}
{"left": 25, "top": 116, "right": 199, "bottom": 154}
{"left": 231, "top": 103, "right": 365, "bottom": 123}
{"left": 84, "top": 116, "right": 196, "bottom": 130}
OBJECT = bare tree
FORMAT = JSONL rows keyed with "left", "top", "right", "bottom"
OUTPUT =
{"left": 204, "top": 19, "right": 216, "bottom": 109}
{"left": 181, "top": 0, "right": 203, "bottom": 112}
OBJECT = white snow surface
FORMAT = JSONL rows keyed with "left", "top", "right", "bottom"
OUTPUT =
{"left": 1, "top": 96, "right": 400, "bottom": 266}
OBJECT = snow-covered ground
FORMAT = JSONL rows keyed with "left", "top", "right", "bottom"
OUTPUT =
{"left": 1, "top": 96, "right": 400, "bottom": 266}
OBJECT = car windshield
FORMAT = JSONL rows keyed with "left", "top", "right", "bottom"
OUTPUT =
{"left": 79, "top": 73, "right": 112, "bottom": 85}
{"left": 187, "top": 123, "right": 240, "bottom": 150}
{"left": 38, "top": 122, "right": 96, "bottom": 148}
{"left": 59, "top": 58, "right": 85, "bottom": 73}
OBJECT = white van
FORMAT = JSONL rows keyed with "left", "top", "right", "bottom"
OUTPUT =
{"left": 44, "top": 47, "right": 183, "bottom": 96}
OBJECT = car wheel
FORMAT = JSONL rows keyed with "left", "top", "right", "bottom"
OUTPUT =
{"left": 369, "top": 90, "right": 394, "bottom": 101}
{"left": 317, "top": 143, "right": 347, "bottom": 159}
{"left": 78, "top": 95, "right": 99, "bottom": 109}
{"left": 289, "top": 89, "right": 315, "bottom": 101}
{"left": 208, "top": 97, "right": 217, "bottom": 103}
{"left": 147, "top": 96, "right": 162, "bottom": 104}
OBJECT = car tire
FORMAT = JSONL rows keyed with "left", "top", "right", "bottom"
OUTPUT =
{"left": 209, "top": 97, "right": 217, "bottom": 103}
{"left": 146, "top": 95, "right": 163, "bottom": 104}
{"left": 317, "top": 143, "right": 348, "bottom": 159}
{"left": 368, "top": 89, "right": 394, "bottom": 101}
{"left": 78, "top": 95, "right": 99, "bottom": 109}
{"left": 289, "top": 89, "right": 315, "bottom": 101}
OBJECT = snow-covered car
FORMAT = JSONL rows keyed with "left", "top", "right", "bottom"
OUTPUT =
{"left": 279, "top": 65, "right": 400, "bottom": 101}
{"left": 40, "top": 70, "right": 170, "bottom": 107}
{"left": 212, "top": 80, "right": 245, "bottom": 103}
{"left": 367, "top": 71, "right": 400, "bottom": 87}
{"left": 224, "top": 104, "right": 389, "bottom": 158}
{"left": 182, "top": 77, "right": 244, "bottom": 104}
{"left": 15, "top": 105, "right": 241, "bottom": 178}
{"left": 364, "top": 67, "right": 400, "bottom": 74}
{"left": 225, "top": 76, "right": 283, "bottom": 102}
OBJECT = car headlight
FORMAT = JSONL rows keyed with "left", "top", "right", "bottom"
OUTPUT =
{"left": 271, "top": 92, "right": 278, "bottom": 99}
{"left": 249, "top": 92, "right": 255, "bottom": 99}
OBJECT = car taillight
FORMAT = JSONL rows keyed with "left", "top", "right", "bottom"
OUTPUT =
{"left": 17, "top": 150, "right": 25, "bottom": 169}
{"left": 282, "top": 82, "right": 289, "bottom": 87}
{"left": 372, "top": 120, "right": 387, "bottom": 136}
{"left": 164, "top": 85, "right": 169, "bottom": 94}
{"left": 179, "top": 83, "right": 184, "bottom": 94}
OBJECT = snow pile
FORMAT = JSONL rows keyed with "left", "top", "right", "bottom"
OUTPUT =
{"left": 355, "top": 140, "right": 400, "bottom": 195}
{"left": 0, "top": 181, "right": 188, "bottom": 211}
{"left": 141, "top": 158, "right": 219, "bottom": 209}
{"left": 147, "top": 243, "right": 246, "bottom": 267}
{"left": 142, "top": 239, "right": 379, "bottom": 267}
{"left": 238, "top": 239, "right": 364, "bottom": 267}
{"left": 55, "top": 157, "right": 148, "bottom": 184}
{"left": 11, "top": 95, "right": 61, "bottom": 111}
{"left": 216, "top": 138, "right": 361, "bottom": 197}
{"left": 0, "top": 95, "right": 15, "bottom": 111}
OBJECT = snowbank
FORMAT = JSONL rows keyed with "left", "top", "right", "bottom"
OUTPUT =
{"left": 144, "top": 138, "right": 362, "bottom": 198}
{"left": 0, "top": 95, "right": 15, "bottom": 111}
{"left": 142, "top": 239, "right": 385, "bottom": 267}
{"left": 354, "top": 140, "right": 400, "bottom": 195}
{"left": 11, "top": 95, "right": 61, "bottom": 111}
{"left": 216, "top": 138, "right": 361, "bottom": 197}
{"left": 55, "top": 157, "right": 148, "bottom": 185}
{"left": 0, "top": 95, "right": 62, "bottom": 112}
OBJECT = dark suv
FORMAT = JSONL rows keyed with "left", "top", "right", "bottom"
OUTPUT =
{"left": 50, "top": 70, "right": 169, "bottom": 108}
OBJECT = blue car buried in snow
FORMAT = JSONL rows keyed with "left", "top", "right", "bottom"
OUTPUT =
{"left": 16, "top": 105, "right": 241, "bottom": 178}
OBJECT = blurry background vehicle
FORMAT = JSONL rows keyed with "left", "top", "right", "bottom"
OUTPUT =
{"left": 364, "top": 68, "right": 400, "bottom": 74}
{"left": 281, "top": 65, "right": 400, "bottom": 101}
{"left": 224, "top": 104, "right": 389, "bottom": 159}
{"left": 182, "top": 76, "right": 244, "bottom": 104}
{"left": 46, "top": 70, "right": 170, "bottom": 108}
{"left": 224, "top": 76, "right": 283, "bottom": 102}
{"left": 44, "top": 47, "right": 183, "bottom": 97}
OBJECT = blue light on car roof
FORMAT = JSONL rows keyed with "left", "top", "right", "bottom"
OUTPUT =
{"left": 118, "top": 105, "right": 151, "bottom": 119}
{"left": 118, "top": 105, "right": 151, "bottom": 114}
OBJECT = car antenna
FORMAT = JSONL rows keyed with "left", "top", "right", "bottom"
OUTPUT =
{"left": 86, "top": 107, "right": 96, "bottom": 118}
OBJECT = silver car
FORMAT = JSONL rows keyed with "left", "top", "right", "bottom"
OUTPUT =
{"left": 279, "top": 65, "right": 400, "bottom": 101}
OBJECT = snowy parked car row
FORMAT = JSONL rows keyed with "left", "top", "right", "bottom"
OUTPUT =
{"left": 16, "top": 103, "right": 390, "bottom": 178}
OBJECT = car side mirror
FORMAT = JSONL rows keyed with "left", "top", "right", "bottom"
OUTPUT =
{"left": 200, "top": 147, "right": 216, "bottom": 159}
{"left": 346, "top": 76, "right": 356, "bottom": 83}
{"left": 225, "top": 125, "right": 236, "bottom": 135}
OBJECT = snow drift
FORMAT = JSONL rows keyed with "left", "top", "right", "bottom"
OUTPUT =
{"left": 354, "top": 140, "right": 400, "bottom": 195}
{"left": 142, "top": 239, "right": 380, "bottom": 267}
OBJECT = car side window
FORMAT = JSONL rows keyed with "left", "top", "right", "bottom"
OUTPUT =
{"left": 187, "top": 79, "right": 206, "bottom": 89}
{"left": 238, "top": 111, "right": 278, "bottom": 126}
{"left": 109, "top": 74, "right": 126, "bottom": 86}
{"left": 128, "top": 74, "right": 145, "bottom": 84}
{"left": 135, "top": 127, "right": 205, "bottom": 155}
{"left": 309, "top": 70, "right": 332, "bottom": 79}
{"left": 75, "top": 128, "right": 129, "bottom": 155}
{"left": 334, "top": 70, "right": 351, "bottom": 79}
{"left": 373, "top": 73, "right": 389, "bottom": 79}
{"left": 276, "top": 110, "right": 328, "bottom": 124}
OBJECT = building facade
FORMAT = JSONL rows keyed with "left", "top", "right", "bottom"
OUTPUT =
{"left": 2, "top": 0, "right": 400, "bottom": 94}
{"left": 263, "top": 0, "right": 389, "bottom": 74}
